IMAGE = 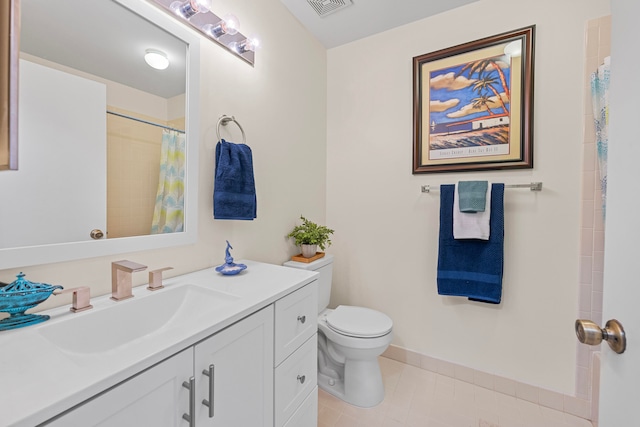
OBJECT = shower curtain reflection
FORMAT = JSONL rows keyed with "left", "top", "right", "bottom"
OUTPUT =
{"left": 151, "top": 129, "right": 186, "bottom": 234}
{"left": 591, "top": 56, "right": 610, "bottom": 218}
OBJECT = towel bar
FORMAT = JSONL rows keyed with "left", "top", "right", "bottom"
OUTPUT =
{"left": 421, "top": 182, "right": 543, "bottom": 193}
{"left": 216, "top": 115, "right": 246, "bottom": 144}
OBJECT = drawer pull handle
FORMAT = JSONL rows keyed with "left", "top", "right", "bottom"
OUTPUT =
{"left": 202, "top": 364, "right": 215, "bottom": 418}
{"left": 182, "top": 376, "right": 195, "bottom": 427}
{"left": 297, "top": 374, "right": 306, "bottom": 384}
{"left": 297, "top": 315, "right": 306, "bottom": 324}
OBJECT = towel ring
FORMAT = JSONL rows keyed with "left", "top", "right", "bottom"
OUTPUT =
{"left": 216, "top": 115, "right": 246, "bottom": 144}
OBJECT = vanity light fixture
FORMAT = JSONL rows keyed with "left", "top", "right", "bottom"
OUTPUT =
{"left": 144, "top": 49, "right": 170, "bottom": 70}
{"left": 170, "top": 0, "right": 213, "bottom": 19}
{"left": 203, "top": 13, "right": 240, "bottom": 39}
{"left": 151, "top": 0, "right": 259, "bottom": 66}
{"left": 229, "top": 35, "right": 260, "bottom": 54}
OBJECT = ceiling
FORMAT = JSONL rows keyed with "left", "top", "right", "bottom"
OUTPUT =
{"left": 279, "top": 0, "right": 480, "bottom": 48}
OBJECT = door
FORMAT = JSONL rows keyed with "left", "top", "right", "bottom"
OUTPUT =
{"left": 0, "top": 59, "right": 107, "bottom": 249}
{"left": 194, "top": 306, "right": 274, "bottom": 426}
{"left": 597, "top": 2, "right": 639, "bottom": 426}
{"left": 46, "top": 349, "right": 192, "bottom": 426}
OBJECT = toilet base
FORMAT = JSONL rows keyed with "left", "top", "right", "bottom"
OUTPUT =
{"left": 317, "top": 358, "right": 385, "bottom": 408}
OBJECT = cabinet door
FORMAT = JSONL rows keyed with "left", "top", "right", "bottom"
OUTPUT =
{"left": 45, "top": 349, "right": 192, "bottom": 426}
{"left": 195, "top": 306, "right": 274, "bottom": 426}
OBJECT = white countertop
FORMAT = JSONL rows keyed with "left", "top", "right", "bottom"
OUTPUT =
{"left": 0, "top": 260, "right": 317, "bottom": 427}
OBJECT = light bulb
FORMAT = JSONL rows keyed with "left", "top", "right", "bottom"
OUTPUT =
{"left": 144, "top": 49, "right": 169, "bottom": 70}
{"left": 229, "top": 35, "right": 260, "bottom": 54}
{"left": 170, "top": 0, "right": 213, "bottom": 19}
{"left": 203, "top": 13, "right": 240, "bottom": 38}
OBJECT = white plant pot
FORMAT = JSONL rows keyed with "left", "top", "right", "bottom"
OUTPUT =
{"left": 301, "top": 244, "right": 317, "bottom": 258}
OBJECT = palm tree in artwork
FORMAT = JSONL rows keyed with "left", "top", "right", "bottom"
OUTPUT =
{"left": 471, "top": 95, "right": 496, "bottom": 116}
{"left": 456, "top": 58, "right": 510, "bottom": 101}
{"left": 472, "top": 73, "right": 509, "bottom": 114}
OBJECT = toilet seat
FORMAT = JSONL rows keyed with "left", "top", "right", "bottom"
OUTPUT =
{"left": 325, "top": 305, "right": 393, "bottom": 338}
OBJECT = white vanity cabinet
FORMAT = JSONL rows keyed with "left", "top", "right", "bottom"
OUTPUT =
{"left": 19, "top": 265, "right": 322, "bottom": 427}
{"left": 273, "top": 282, "right": 318, "bottom": 427}
{"left": 45, "top": 307, "right": 274, "bottom": 427}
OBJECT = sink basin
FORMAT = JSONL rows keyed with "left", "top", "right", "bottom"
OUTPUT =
{"left": 39, "top": 285, "right": 238, "bottom": 354}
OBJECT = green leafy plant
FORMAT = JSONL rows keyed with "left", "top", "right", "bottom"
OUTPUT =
{"left": 286, "top": 216, "right": 335, "bottom": 251}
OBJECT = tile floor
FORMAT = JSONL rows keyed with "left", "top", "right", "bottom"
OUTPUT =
{"left": 318, "top": 357, "right": 593, "bottom": 427}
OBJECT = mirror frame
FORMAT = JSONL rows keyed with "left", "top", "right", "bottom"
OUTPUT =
{"left": 1, "top": 0, "right": 19, "bottom": 171}
{"left": 0, "top": 0, "right": 200, "bottom": 269}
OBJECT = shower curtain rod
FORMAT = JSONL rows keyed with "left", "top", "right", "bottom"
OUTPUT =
{"left": 106, "top": 110, "right": 185, "bottom": 134}
{"left": 421, "top": 182, "right": 543, "bottom": 193}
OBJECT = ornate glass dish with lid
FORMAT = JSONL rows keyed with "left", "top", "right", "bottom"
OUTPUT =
{"left": 0, "top": 273, "right": 63, "bottom": 331}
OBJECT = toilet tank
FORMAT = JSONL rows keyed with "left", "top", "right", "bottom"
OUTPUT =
{"left": 283, "top": 254, "right": 333, "bottom": 313}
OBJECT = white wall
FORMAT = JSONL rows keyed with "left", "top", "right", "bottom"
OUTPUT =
{"left": 326, "top": 0, "right": 610, "bottom": 394}
{"left": 0, "top": 0, "right": 327, "bottom": 308}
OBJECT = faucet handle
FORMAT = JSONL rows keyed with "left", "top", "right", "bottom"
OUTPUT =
{"left": 53, "top": 286, "right": 93, "bottom": 312}
{"left": 148, "top": 267, "right": 173, "bottom": 291}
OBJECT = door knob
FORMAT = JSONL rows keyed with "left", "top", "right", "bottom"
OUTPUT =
{"left": 575, "top": 318, "right": 626, "bottom": 354}
{"left": 90, "top": 229, "right": 104, "bottom": 239}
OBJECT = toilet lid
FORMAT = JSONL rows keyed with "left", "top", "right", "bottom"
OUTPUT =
{"left": 325, "top": 306, "right": 393, "bottom": 338}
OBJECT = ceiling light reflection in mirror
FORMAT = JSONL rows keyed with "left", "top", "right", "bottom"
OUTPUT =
{"left": 144, "top": 49, "right": 170, "bottom": 70}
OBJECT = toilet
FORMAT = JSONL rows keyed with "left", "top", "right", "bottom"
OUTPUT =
{"left": 284, "top": 254, "right": 393, "bottom": 408}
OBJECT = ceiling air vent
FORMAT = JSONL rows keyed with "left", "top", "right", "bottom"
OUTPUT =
{"left": 307, "top": 0, "right": 353, "bottom": 17}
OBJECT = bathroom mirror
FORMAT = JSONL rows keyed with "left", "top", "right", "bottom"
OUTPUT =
{"left": 0, "top": 0, "right": 200, "bottom": 269}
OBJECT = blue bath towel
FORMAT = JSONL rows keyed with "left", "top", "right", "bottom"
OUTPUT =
{"left": 214, "top": 139, "right": 257, "bottom": 220}
{"left": 437, "top": 184, "right": 504, "bottom": 304}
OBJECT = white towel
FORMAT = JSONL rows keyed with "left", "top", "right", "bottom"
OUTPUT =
{"left": 453, "top": 182, "right": 491, "bottom": 240}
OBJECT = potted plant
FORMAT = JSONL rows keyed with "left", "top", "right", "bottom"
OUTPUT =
{"left": 286, "top": 216, "right": 335, "bottom": 258}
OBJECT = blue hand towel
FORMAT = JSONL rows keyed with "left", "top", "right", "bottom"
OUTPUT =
{"left": 458, "top": 181, "right": 488, "bottom": 212}
{"left": 437, "top": 183, "right": 504, "bottom": 304}
{"left": 214, "top": 139, "right": 257, "bottom": 220}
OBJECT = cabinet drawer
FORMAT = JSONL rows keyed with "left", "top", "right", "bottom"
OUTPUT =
{"left": 283, "top": 386, "right": 318, "bottom": 427}
{"left": 275, "top": 334, "right": 317, "bottom": 427}
{"left": 274, "top": 283, "right": 317, "bottom": 365}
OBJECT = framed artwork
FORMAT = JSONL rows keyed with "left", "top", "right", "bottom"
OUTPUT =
{"left": 413, "top": 26, "right": 535, "bottom": 174}
{"left": 0, "top": 0, "right": 19, "bottom": 171}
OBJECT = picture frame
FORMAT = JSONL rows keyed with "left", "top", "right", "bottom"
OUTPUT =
{"left": 0, "top": 0, "right": 19, "bottom": 171}
{"left": 413, "top": 25, "right": 535, "bottom": 174}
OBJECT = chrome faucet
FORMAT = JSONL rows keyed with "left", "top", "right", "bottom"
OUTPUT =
{"left": 111, "top": 260, "right": 147, "bottom": 301}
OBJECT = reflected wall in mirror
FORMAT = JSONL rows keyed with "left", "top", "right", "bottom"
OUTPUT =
{"left": 0, "top": 0, "right": 200, "bottom": 269}
{"left": 0, "top": 0, "right": 18, "bottom": 171}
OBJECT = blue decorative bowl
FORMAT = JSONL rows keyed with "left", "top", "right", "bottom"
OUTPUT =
{"left": 0, "top": 273, "right": 63, "bottom": 331}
